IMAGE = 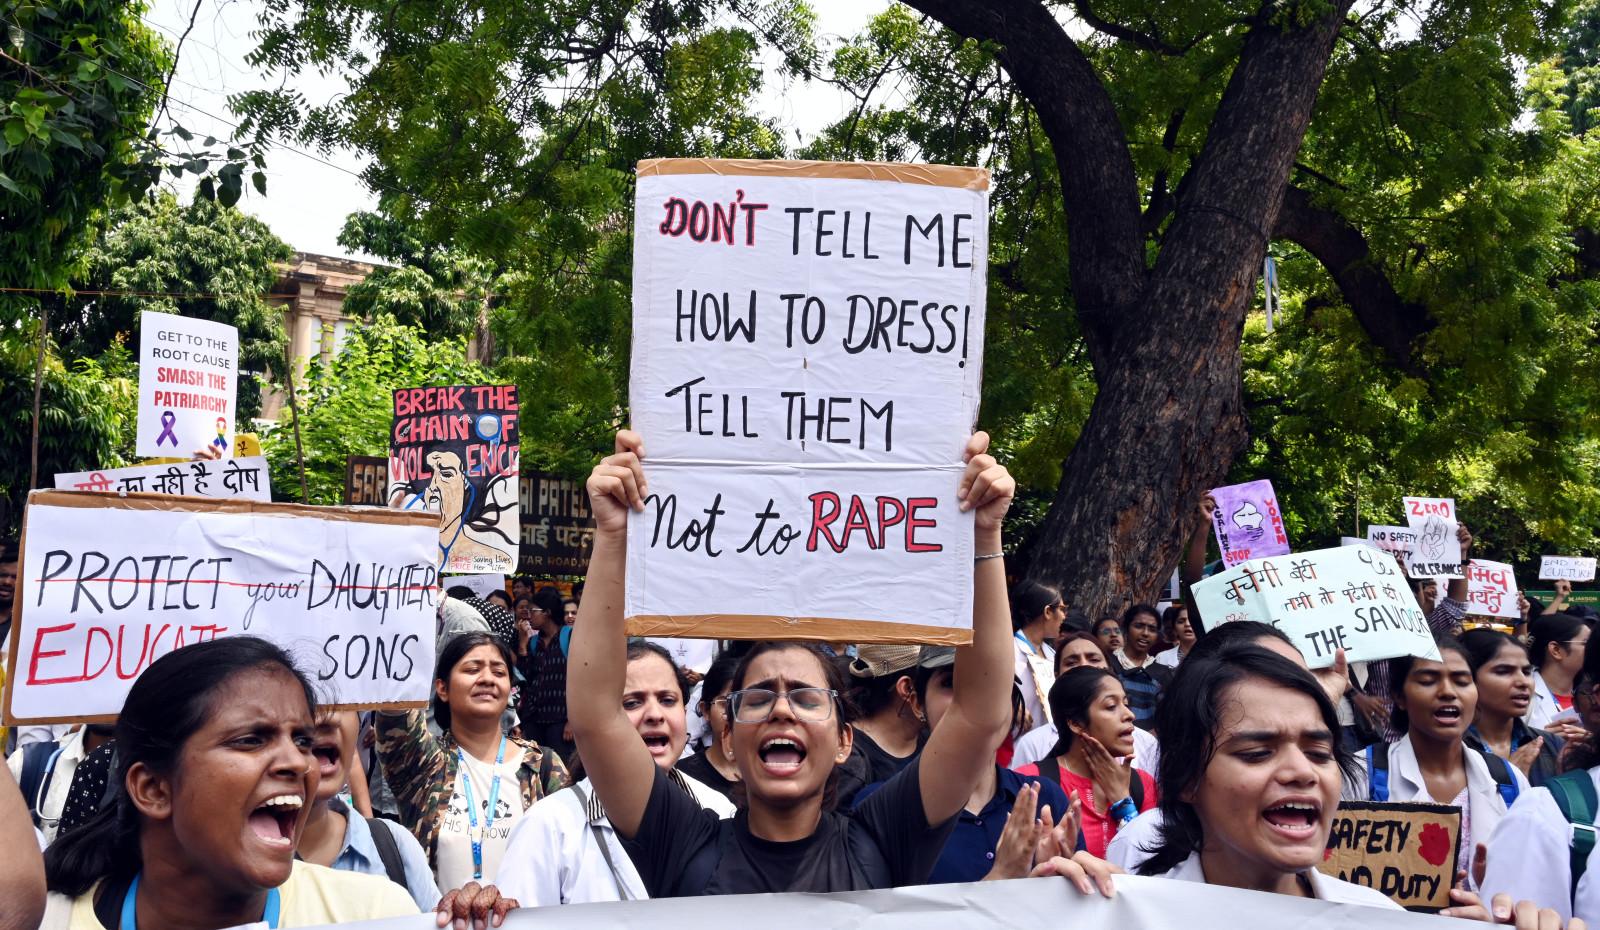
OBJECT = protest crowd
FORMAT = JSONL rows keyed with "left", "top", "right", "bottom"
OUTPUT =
{"left": 6, "top": 160, "right": 1600, "bottom": 930}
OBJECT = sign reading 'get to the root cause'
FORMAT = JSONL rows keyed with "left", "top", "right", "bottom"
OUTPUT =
{"left": 626, "top": 159, "right": 990, "bottom": 645}
{"left": 4, "top": 490, "right": 441, "bottom": 724}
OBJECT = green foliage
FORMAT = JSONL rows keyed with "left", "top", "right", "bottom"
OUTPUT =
{"left": 55, "top": 193, "right": 293, "bottom": 419}
{"left": 0, "top": 327, "right": 136, "bottom": 528}
{"left": 336, "top": 212, "right": 491, "bottom": 338}
{"left": 261, "top": 315, "right": 487, "bottom": 505}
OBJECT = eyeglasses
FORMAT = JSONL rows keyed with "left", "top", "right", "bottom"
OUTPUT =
{"left": 727, "top": 687, "right": 839, "bottom": 724}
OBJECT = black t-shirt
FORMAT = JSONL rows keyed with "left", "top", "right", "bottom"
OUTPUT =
{"left": 675, "top": 749, "right": 738, "bottom": 801}
{"left": 850, "top": 730, "right": 919, "bottom": 786}
{"left": 623, "top": 756, "right": 954, "bottom": 896}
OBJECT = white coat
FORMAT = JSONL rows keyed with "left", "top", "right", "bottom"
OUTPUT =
{"left": 1482, "top": 768, "right": 1600, "bottom": 924}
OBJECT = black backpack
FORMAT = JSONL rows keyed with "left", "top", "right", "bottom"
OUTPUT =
{"left": 1033, "top": 754, "right": 1145, "bottom": 809}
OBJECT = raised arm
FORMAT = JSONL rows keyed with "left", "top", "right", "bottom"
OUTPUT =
{"left": 565, "top": 430, "right": 658, "bottom": 838}
{"left": 917, "top": 432, "right": 1016, "bottom": 825}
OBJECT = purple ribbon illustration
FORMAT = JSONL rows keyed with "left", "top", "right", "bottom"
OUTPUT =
{"left": 156, "top": 410, "right": 179, "bottom": 447}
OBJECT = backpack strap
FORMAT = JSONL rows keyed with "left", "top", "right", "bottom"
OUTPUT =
{"left": 1035, "top": 755, "right": 1062, "bottom": 788}
{"left": 1367, "top": 743, "right": 1390, "bottom": 802}
{"left": 1128, "top": 766, "right": 1145, "bottom": 810}
{"left": 559, "top": 626, "right": 573, "bottom": 657}
{"left": 1547, "top": 770, "right": 1598, "bottom": 903}
{"left": 572, "top": 783, "right": 634, "bottom": 901}
{"left": 365, "top": 816, "right": 409, "bottom": 889}
{"left": 19, "top": 740, "right": 61, "bottom": 826}
{"left": 1482, "top": 752, "right": 1521, "bottom": 808}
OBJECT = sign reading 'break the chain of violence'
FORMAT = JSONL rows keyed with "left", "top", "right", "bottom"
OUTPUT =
{"left": 4, "top": 491, "right": 440, "bottom": 724}
{"left": 627, "top": 159, "right": 989, "bottom": 644}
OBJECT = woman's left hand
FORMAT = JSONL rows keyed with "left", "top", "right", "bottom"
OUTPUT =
{"left": 960, "top": 431, "right": 1015, "bottom": 534}
{"left": 1444, "top": 886, "right": 1587, "bottom": 928}
{"left": 1029, "top": 851, "right": 1120, "bottom": 898}
{"left": 435, "top": 882, "right": 519, "bottom": 930}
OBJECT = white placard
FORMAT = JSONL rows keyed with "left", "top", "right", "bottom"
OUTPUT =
{"left": 54, "top": 456, "right": 271, "bottom": 502}
{"left": 313, "top": 873, "right": 1476, "bottom": 930}
{"left": 442, "top": 574, "right": 507, "bottom": 600}
{"left": 6, "top": 491, "right": 440, "bottom": 723}
{"left": 1401, "top": 496, "right": 1462, "bottom": 579}
{"left": 1464, "top": 559, "right": 1519, "bottom": 619}
{"left": 1365, "top": 525, "right": 1417, "bottom": 556}
{"left": 136, "top": 311, "right": 239, "bottom": 457}
{"left": 1192, "top": 544, "right": 1439, "bottom": 668}
{"left": 651, "top": 637, "right": 719, "bottom": 674}
{"left": 627, "top": 161, "right": 988, "bottom": 643}
{"left": 1539, "top": 556, "right": 1597, "bottom": 582}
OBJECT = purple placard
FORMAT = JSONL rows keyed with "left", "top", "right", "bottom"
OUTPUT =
{"left": 1210, "top": 479, "right": 1291, "bottom": 567}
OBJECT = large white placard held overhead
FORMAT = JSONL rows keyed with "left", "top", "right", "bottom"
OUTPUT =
{"left": 627, "top": 159, "right": 989, "bottom": 645}
{"left": 5, "top": 490, "right": 441, "bottom": 724}
{"left": 136, "top": 310, "right": 239, "bottom": 457}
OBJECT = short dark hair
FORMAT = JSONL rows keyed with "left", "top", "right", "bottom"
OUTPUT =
{"left": 531, "top": 586, "right": 565, "bottom": 619}
{"left": 1010, "top": 580, "right": 1062, "bottom": 632}
{"left": 1460, "top": 628, "right": 1528, "bottom": 677}
{"left": 1121, "top": 603, "right": 1160, "bottom": 632}
{"left": 1138, "top": 646, "right": 1357, "bottom": 877}
{"left": 1054, "top": 630, "right": 1115, "bottom": 676}
{"left": 1531, "top": 613, "right": 1590, "bottom": 670}
{"left": 626, "top": 640, "right": 693, "bottom": 701}
{"left": 699, "top": 650, "right": 742, "bottom": 714}
{"left": 432, "top": 632, "right": 514, "bottom": 734}
{"left": 0, "top": 542, "right": 17, "bottom": 564}
{"left": 446, "top": 584, "right": 478, "bottom": 600}
{"left": 1160, "top": 603, "right": 1188, "bottom": 634}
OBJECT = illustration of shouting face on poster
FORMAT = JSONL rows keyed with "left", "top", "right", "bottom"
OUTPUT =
{"left": 389, "top": 385, "right": 521, "bottom": 573}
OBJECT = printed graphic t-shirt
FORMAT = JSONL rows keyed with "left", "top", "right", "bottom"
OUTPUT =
{"left": 434, "top": 745, "right": 529, "bottom": 889}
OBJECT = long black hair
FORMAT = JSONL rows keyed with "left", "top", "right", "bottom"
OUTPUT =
{"left": 432, "top": 631, "right": 515, "bottom": 734}
{"left": 1044, "top": 667, "right": 1119, "bottom": 758}
{"left": 1460, "top": 628, "right": 1529, "bottom": 676}
{"left": 1382, "top": 635, "right": 1472, "bottom": 735}
{"left": 699, "top": 649, "right": 742, "bottom": 717}
{"left": 45, "top": 637, "right": 317, "bottom": 896}
{"left": 1011, "top": 579, "right": 1061, "bottom": 632}
{"left": 1137, "top": 645, "right": 1357, "bottom": 877}
{"left": 1531, "top": 613, "right": 1590, "bottom": 671}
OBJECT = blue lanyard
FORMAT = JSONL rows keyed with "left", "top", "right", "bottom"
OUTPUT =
{"left": 458, "top": 735, "right": 507, "bottom": 881}
{"left": 121, "top": 873, "right": 280, "bottom": 930}
{"left": 1014, "top": 631, "right": 1041, "bottom": 656}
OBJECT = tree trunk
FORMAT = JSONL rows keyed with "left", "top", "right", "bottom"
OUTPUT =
{"left": 906, "top": 0, "right": 1354, "bottom": 616}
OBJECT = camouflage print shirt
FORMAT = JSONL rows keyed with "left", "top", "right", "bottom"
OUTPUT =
{"left": 375, "top": 710, "right": 569, "bottom": 869}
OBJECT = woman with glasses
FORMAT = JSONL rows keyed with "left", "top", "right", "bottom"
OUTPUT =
{"left": 1092, "top": 617, "right": 1124, "bottom": 658}
{"left": 674, "top": 652, "right": 742, "bottom": 802}
{"left": 1528, "top": 613, "right": 1592, "bottom": 736}
{"left": 565, "top": 431, "right": 1117, "bottom": 896}
{"left": 1012, "top": 581, "right": 1066, "bottom": 732}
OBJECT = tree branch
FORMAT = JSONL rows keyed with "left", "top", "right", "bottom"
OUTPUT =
{"left": 1274, "top": 185, "right": 1432, "bottom": 375}
{"left": 1142, "top": 108, "right": 1186, "bottom": 237}
{"left": 899, "top": 0, "right": 1145, "bottom": 360}
{"left": 1068, "top": 0, "right": 1184, "bottom": 54}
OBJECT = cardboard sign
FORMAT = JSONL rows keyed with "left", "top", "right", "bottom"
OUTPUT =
{"left": 1191, "top": 544, "right": 1440, "bottom": 668}
{"left": 388, "top": 385, "right": 520, "bottom": 573}
{"left": 626, "top": 159, "right": 989, "bottom": 645}
{"left": 4, "top": 490, "right": 441, "bottom": 724}
{"left": 1210, "top": 479, "right": 1290, "bottom": 566}
{"left": 136, "top": 311, "right": 239, "bottom": 457}
{"left": 1465, "top": 559, "right": 1519, "bottom": 619}
{"left": 344, "top": 455, "right": 389, "bottom": 506}
{"left": 55, "top": 457, "right": 271, "bottom": 502}
{"left": 1401, "top": 496, "right": 1462, "bottom": 579}
{"left": 517, "top": 472, "right": 594, "bottom": 575}
{"left": 1318, "top": 801, "right": 1461, "bottom": 912}
{"left": 1540, "top": 555, "right": 1597, "bottom": 582}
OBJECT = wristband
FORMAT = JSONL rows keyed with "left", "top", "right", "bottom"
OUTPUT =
{"left": 1109, "top": 797, "right": 1138, "bottom": 826}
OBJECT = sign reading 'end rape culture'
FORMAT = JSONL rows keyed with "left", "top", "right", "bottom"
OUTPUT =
{"left": 626, "top": 159, "right": 990, "bottom": 645}
{"left": 4, "top": 491, "right": 441, "bottom": 724}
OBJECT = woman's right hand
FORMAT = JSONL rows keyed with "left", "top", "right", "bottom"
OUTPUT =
{"left": 1080, "top": 736, "right": 1132, "bottom": 812}
{"left": 587, "top": 430, "right": 648, "bottom": 535}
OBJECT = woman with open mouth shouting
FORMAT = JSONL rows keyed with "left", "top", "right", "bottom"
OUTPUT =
{"left": 1350, "top": 636, "right": 1530, "bottom": 889}
{"left": 566, "top": 430, "right": 1117, "bottom": 897}
{"left": 496, "top": 640, "right": 736, "bottom": 905}
{"left": 38, "top": 637, "right": 421, "bottom": 929}
{"left": 376, "top": 632, "right": 569, "bottom": 893}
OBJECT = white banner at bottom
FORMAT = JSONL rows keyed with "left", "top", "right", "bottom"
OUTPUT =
{"left": 308, "top": 873, "right": 1479, "bottom": 930}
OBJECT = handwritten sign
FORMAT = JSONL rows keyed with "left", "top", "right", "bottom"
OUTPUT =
{"left": 1366, "top": 525, "right": 1417, "bottom": 557}
{"left": 54, "top": 457, "right": 271, "bottom": 502}
{"left": 517, "top": 472, "right": 594, "bottom": 575}
{"left": 4, "top": 490, "right": 440, "bottom": 724}
{"left": 388, "top": 385, "right": 520, "bottom": 573}
{"left": 136, "top": 311, "right": 239, "bottom": 457}
{"left": 1401, "top": 496, "right": 1462, "bottom": 579}
{"left": 1464, "top": 559, "right": 1519, "bottom": 619}
{"left": 344, "top": 456, "right": 389, "bottom": 506}
{"left": 1318, "top": 801, "right": 1460, "bottom": 912}
{"left": 1191, "top": 544, "right": 1439, "bottom": 668}
{"left": 1210, "top": 479, "right": 1290, "bottom": 566}
{"left": 1540, "top": 556, "right": 1597, "bottom": 582}
{"left": 627, "top": 160, "right": 988, "bottom": 644}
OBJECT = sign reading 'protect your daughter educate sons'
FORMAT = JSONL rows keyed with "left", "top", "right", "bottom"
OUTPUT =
{"left": 626, "top": 159, "right": 990, "bottom": 645}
